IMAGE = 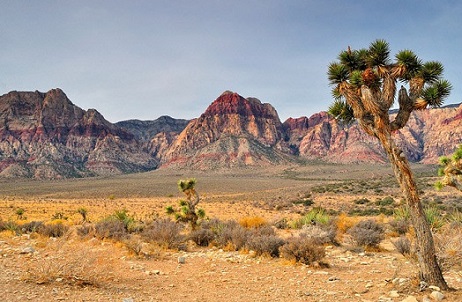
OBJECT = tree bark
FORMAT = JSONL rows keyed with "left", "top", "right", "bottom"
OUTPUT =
{"left": 376, "top": 130, "right": 449, "bottom": 289}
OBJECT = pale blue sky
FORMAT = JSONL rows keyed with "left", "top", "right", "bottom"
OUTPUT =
{"left": 1, "top": 1, "right": 461, "bottom": 122}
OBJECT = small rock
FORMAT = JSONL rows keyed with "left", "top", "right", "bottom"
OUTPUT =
{"left": 55, "top": 278, "right": 63, "bottom": 282}
{"left": 122, "top": 299, "right": 134, "bottom": 302}
{"left": 365, "top": 282, "right": 374, "bottom": 288}
{"left": 430, "top": 291, "right": 444, "bottom": 301}
{"left": 178, "top": 256, "right": 186, "bottom": 264}
{"left": 428, "top": 285, "right": 440, "bottom": 291}
{"left": 328, "top": 276, "right": 339, "bottom": 282}
{"left": 422, "top": 296, "right": 431, "bottom": 302}
{"left": 400, "top": 296, "right": 418, "bottom": 302}
{"left": 152, "top": 270, "right": 161, "bottom": 275}
{"left": 20, "top": 246, "right": 35, "bottom": 254}
{"left": 389, "top": 290, "right": 400, "bottom": 298}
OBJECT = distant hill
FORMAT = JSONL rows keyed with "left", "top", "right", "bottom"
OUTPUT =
{"left": 1, "top": 88, "right": 461, "bottom": 178}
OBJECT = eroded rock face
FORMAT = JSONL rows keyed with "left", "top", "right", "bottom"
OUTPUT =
{"left": 161, "top": 91, "right": 289, "bottom": 168}
{"left": 283, "top": 104, "right": 462, "bottom": 164}
{"left": 0, "top": 89, "right": 157, "bottom": 178}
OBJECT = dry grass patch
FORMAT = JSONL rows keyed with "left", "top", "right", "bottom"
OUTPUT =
{"left": 22, "top": 238, "right": 118, "bottom": 286}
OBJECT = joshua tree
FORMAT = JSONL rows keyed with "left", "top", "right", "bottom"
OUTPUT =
{"left": 436, "top": 144, "right": 462, "bottom": 191}
{"left": 327, "top": 39, "right": 452, "bottom": 289}
{"left": 166, "top": 178, "right": 205, "bottom": 230}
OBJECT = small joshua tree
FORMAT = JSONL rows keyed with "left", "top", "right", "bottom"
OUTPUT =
{"left": 436, "top": 144, "right": 462, "bottom": 192}
{"left": 166, "top": 178, "right": 205, "bottom": 230}
{"left": 77, "top": 207, "right": 88, "bottom": 222}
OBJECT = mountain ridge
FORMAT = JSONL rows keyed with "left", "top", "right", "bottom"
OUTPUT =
{"left": 1, "top": 88, "right": 462, "bottom": 178}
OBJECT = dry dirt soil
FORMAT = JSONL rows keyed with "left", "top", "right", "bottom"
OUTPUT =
{"left": 0, "top": 163, "right": 461, "bottom": 301}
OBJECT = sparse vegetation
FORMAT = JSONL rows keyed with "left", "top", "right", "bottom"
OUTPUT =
{"left": 347, "top": 219, "right": 384, "bottom": 249}
{"left": 279, "top": 236, "right": 326, "bottom": 265}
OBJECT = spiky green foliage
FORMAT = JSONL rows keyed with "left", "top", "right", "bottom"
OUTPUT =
{"left": 368, "top": 39, "right": 390, "bottom": 67}
{"left": 327, "top": 39, "right": 452, "bottom": 124}
{"left": 421, "top": 79, "right": 452, "bottom": 107}
{"left": 328, "top": 100, "right": 355, "bottom": 124}
{"left": 166, "top": 178, "right": 205, "bottom": 229}
{"left": 436, "top": 145, "right": 462, "bottom": 192}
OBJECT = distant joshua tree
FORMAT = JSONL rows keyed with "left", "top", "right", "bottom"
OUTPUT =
{"left": 166, "top": 178, "right": 205, "bottom": 230}
{"left": 327, "top": 39, "right": 451, "bottom": 289}
{"left": 436, "top": 144, "right": 462, "bottom": 191}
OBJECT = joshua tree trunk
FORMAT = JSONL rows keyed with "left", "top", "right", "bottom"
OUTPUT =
{"left": 376, "top": 130, "right": 448, "bottom": 289}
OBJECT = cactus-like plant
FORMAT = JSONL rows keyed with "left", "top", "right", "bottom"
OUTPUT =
{"left": 166, "top": 178, "right": 205, "bottom": 229}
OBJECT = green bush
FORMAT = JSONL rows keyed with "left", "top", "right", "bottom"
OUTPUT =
{"left": 291, "top": 207, "right": 330, "bottom": 229}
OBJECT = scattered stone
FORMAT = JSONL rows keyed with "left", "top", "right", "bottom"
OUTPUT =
{"left": 365, "top": 282, "right": 374, "bottom": 288}
{"left": 422, "top": 296, "right": 432, "bottom": 302}
{"left": 400, "top": 296, "right": 418, "bottom": 302}
{"left": 328, "top": 276, "right": 339, "bottom": 282}
{"left": 389, "top": 290, "right": 400, "bottom": 298}
{"left": 122, "top": 299, "right": 134, "bottom": 302}
{"left": 178, "top": 256, "right": 186, "bottom": 264}
{"left": 20, "top": 246, "right": 35, "bottom": 254}
{"left": 430, "top": 291, "right": 444, "bottom": 301}
{"left": 428, "top": 285, "right": 440, "bottom": 291}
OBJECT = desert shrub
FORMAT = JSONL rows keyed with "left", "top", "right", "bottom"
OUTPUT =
{"left": 354, "top": 198, "right": 370, "bottom": 205}
{"left": 94, "top": 220, "right": 128, "bottom": 240}
{"left": 448, "top": 210, "right": 462, "bottom": 223}
{"left": 20, "top": 221, "right": 44, "bottom": 233}
{"left": 291, "top": 207, "right": 330, "bottom": 229}
{"left": 273, "top": 217, "right": 289, "bottom": 229}
{"left": 347, "top": 219, "right": 384, "bottom": 248}
{"left": 393, "top": 236, "right": 411, "bottom": 256}
{"left": 15, "top": 208, "right": 26, "bottom": 220}
{"left": 189, "top": 228, "right": 215, "bottom": 247}
{"left": 424, "top": 205, "right": 445, "bottom": 230}
{"left": 279, "top": 237, "right": 325, "bottom": 265}
{"left": 375, "top": 196, "right": 395, "bottom": 206}
{"left": 1, "top": 220, "right": 19, "bottom": 234}
{"left": 335, "top": 213, "right": 359, "bottom": 235}
{"left": 76, "top": 225, "right": 94, "bottom": 238}
{"left": 434, "top": 222, "right": 462, "bottom": 271}
{"left": 37, "top": 222, "right": 69, "bottom": 238}
{"left": 301, "top": 221, "right": 338, "bottom": 245}
{"left": 393, "top": 206, "right": 410, "bottom": 221}
{"left": 141, "top": 218, "right": 184, "bottom": 249}
{"left": 388, "top": 219, "right": 410, "bottom": 235}
{"left": 51, "top": 212, "right": 68, "bottom": 220}
{"left": 213, "top": 220, "right": 249, "bottom": 250}
{"left": 239, "top": 216, "right": 267, "bottom": 229}
{"left": 245, "top": 235, "right": 285, "bottom": 257}
{"left": 110, "top": 209, "right": 136, "bottom": 230}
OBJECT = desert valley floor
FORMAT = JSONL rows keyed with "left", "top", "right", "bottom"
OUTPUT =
{"left": 0, "top": 163, "right": 461, "bottom": 301}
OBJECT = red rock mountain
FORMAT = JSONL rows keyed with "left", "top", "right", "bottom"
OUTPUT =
{"left": 1, "top": 88, "right": 462, "bottom": 178}
{"left": 0, "top": 89, "right": 157, "bottom": 178}
{"left": 160, "top": 91, "right": 290, "bottom": 169}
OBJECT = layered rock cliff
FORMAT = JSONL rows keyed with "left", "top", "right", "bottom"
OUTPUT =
{"left": 0, "top": 89, "right": 157, "bottom": 178}
{"left": 161, "top": 91, "right": 290, "bottom": 169}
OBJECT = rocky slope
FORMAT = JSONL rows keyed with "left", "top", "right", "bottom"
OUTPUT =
{"left": 0, "top": 89, "right": 157, "bottom": 178}
{"left": 160, "top": 91, "right": 291, "bottom": 169}
{"left": 284, "top": 104, "right": 462, "bottom": 164}
{"left": 116, "top": 116, "right": 189, "bottom": 142}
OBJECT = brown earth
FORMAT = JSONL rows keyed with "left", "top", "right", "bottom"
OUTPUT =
{"left": 0, "top": 164, "right": 461, "bottom": 301}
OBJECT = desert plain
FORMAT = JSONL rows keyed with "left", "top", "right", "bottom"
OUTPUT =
{"left": 0, "top": 162, "right": 461, "bottom": 301}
